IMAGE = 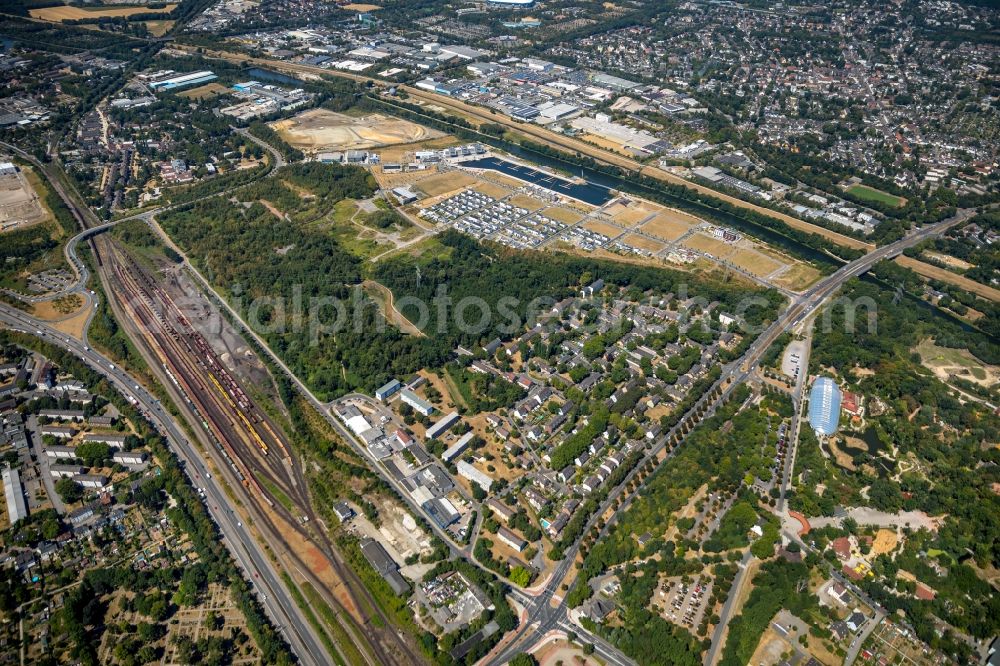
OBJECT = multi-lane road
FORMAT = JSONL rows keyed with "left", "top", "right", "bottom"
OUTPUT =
{"left": 0, "top": 304, "right": 331, "bottom": 666}
{"left": 486, "top": 206, "right": 977, "bottom": 665}
{"left": 2, "top": 98, "right": 982, "bottom": 666}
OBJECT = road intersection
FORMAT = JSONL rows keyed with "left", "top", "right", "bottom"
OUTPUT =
{"left": 0, "top": 121, "right": 979, "bottom": 666}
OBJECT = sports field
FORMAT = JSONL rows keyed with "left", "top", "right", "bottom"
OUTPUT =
{"left": 847, "top": 184, "right": 905, "bottom": 207}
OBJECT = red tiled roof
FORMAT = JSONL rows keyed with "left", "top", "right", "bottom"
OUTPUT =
{"left": 832, "top": 536, "right": 851, "bottom": 559}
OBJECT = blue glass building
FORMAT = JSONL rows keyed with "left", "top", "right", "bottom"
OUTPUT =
{"left": 808, "top": 376, "right": 842, "bottom": 436}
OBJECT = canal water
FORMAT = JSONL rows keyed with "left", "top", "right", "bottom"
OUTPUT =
{"left": 245, "top": 67, "right": 301, "bottom": 86}
{"left": 245, "top": 68, "right": 842, "bottom": 268}
{"left": 463, "top": 156, "right": 614, "bottom": 206}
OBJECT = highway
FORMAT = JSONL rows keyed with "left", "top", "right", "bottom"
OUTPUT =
{"left": 5, "top": 101, "right": 979, "bottom": 665}
{"left": 148, "top": 201, "right": 975, "bottom": 666}
{"left": 0, "top": 25, "right": 344, "bottom": 666}
{"left": 0, "top": 305, "right": 330, "bottom": 666}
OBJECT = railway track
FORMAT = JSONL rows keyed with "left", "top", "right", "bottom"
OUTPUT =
{"left": 100, "top": 238, "right": 424, "bottom": 666}
{"left": 6, "top": 134, "right": 424, "bottom": 664}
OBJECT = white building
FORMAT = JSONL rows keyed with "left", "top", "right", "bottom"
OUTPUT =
{"left": 457, "top": 460, "right": 492, "bottom": 492}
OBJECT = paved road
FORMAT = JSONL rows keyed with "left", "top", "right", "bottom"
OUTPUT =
{"left": 488, "top": 206, "right": 976, "bottom": 665}
{"left": 6, "top": 129, "right": 975, "bottom": 666}
{"left": 24, "top": 413, "right": 67, "bottom": 515}
{"left": 704, "top": 548, "right": 754, "bottom": 665}
{"left": 1, "top": 123, "right": 288, "bottom": 309}
{"left": 0, "top": 306, "right": 330, "bottom": 666}
{"left": 777, "top": 318, "right": 813, "bottom": 512}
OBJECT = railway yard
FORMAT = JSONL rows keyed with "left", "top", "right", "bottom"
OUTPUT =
{"left": 94, "top": 233, "right": 425, "bottom": 666}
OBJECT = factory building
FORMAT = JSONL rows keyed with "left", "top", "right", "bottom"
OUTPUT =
{"left": 148, "top": 71, "right": 217, "bottom": 91}
{"left": 3, "top": 468, "right": 27, "bottom": 524}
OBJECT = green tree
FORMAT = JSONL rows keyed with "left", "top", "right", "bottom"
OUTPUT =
{"left": 55, "top": 478, "right": 83, "bottom": 503}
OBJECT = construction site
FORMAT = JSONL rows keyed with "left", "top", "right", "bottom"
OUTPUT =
{"left": 270, "top": 109, "right": 445, "bottom": 154}
{"left": 0, "top": 162, "right": 48, "bottom": 232}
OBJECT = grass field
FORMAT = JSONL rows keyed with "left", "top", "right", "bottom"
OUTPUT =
{"left": 30, "top": 3, "right": 176, "bottom": 21}
{"left": 914, "top": 337, "right": 996, "bottom": 386}
{"left": 143, "top": 19, "right": 174, "bottom": 36}
{"left": 847, "top": 184, "right": 905, "bottom": 207}
{"left": 177, "top": 82, "right": 229, "bottom": 100}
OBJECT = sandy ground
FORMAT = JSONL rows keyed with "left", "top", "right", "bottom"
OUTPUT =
{"left": 582, "top": 219, "right": 624, "bottom": 238}
{"left": 508, "top": 194, "right": 547, "bottom": 211}
{"left": 914, "top": 337, "right": 999, "bottom": 387}
{"left": 773, "top": 263, "right": 822, "bottom": 291}
{"left": 533, "top": 639, "right": 602, "bottom": 666}
{"left": 377, "top": 136, "right": 459, "bottom": 163}
{"left": 31, "top": 299, "right": 91, "bottom": 340}
{"left": 272, "top": 109, "right": 443, "bottom": 153}
{"left": 872, "top": 528, "right": 898, "bottom": 556}
{"left": 31, "top": 4, "right": 176, "bottom": 20}
{"left": 748, "top": 625, "right": 795, "bottom": 666}
{"left": 472, "top": 182, "right": 512, "bottom": 199}
{"left": 541, "top": 205, "right": 585, "bottom": 225}
{"left": 144, "top": 19, "right": 175, "bottom": 36}
{"left": 341, "top": 3, "right": 381, "bottom": 10}
{"left": 412, "top": 171, "right": 477, "bottom": 198}
{"left": 827, "top": 437, "right": 859, "bottom": 470}
{"left": 924, "top": 251, "right": 974, "bottom": 271}
{"left": 602, "top": 198, "right": 662, "bottom": 225}
{"left": 683, "top": 232, "right": 734, "bottom": 256}
{"left": 727, "top": 247, "right": 784, "bottom": 276}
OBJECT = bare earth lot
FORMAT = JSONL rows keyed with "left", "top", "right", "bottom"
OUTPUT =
{"left": 30, "top": 3, "right": 176, "bottom": 21}
{"left": 271, "top": 109, "right": 444, "bottom": 154}
{"left": 640, "top": 212, "right": 694, "bottom": 241}
{"left": 0, "top": 169, "right": 48, "bottom": 231}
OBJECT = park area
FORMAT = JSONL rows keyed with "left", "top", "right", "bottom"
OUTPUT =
{"left": 846, "top": 183, "right": 905, "bottom": 208}
{"left": 270, "top": 109, "right": 444, "bottom": 154}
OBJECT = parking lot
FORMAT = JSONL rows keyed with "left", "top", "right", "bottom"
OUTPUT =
{"left": 654, "top": 576, "right": 713, "bottom": 630}
{"left": 782, "top": 340, "right": 806, "bottom": 379}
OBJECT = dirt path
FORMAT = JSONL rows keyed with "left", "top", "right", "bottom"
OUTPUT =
{"left": 361, "top": 279, "right": 425, "bottom": 336}
{"left": 896, "top": 255, "right": 1000, "bottom": 301}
